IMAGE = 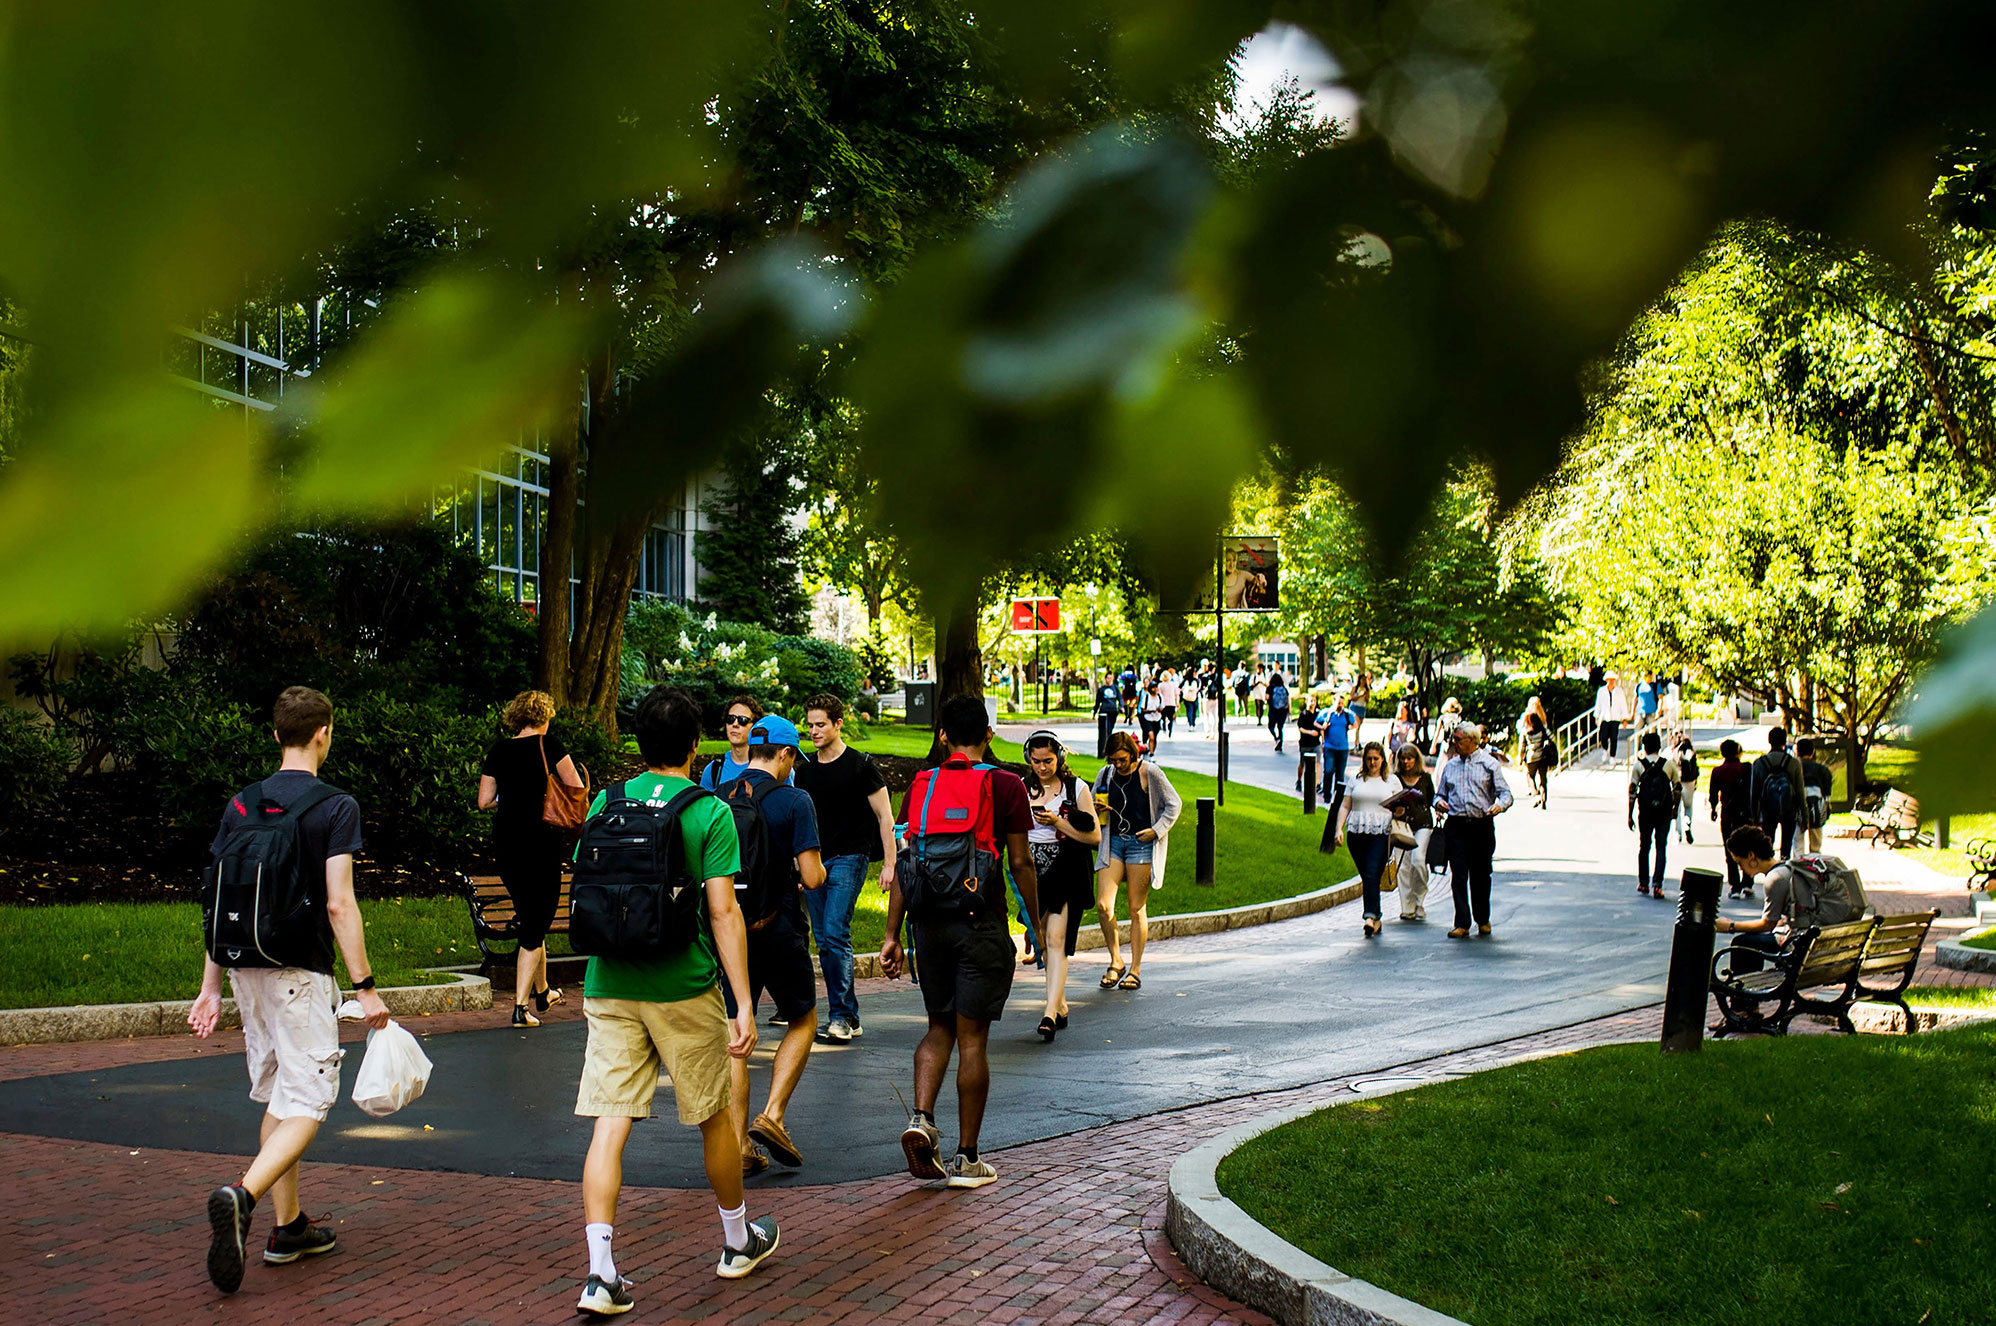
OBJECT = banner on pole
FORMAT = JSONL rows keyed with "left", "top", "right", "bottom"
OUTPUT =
{"left": 1009, "top": 597, "right": 1061, "bottom": 633}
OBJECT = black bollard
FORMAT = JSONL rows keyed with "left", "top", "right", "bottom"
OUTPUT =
{"left": 1662, "top": 866, "right": 1723, "bottom": 1053}
{"left": 1097, "top": 711, "right": 1113, "bottom": 760}
{"left": 1302, "top": 752, "right": 1317, "bottom": 815}
{"left": 1196, "top": 796, "right": 1216, "bottom": 885}
{"left": 1217, "top": 729, "right": 1230, "bottom": 806}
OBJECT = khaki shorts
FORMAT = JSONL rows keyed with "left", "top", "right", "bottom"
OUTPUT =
{"left": 229, "top": 967, "right": 343, "bottom": 1122}
{"left": 576, "top": 987, "right": 731, "bottom": 1125}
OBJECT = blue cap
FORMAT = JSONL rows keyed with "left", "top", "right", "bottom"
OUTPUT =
{"left": 749, "top": 714, "right": 805, "bottom": 752}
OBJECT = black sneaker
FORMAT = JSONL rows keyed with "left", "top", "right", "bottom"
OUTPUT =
{"left": 576, "top": 1273, "right": 635, "bottom": 1315}
{"left": 205, "top": 1183, "right": 254, "bottom": 1294}
{"left": 264, "top": 1215, "right": 337, "bottom": 1264}
{"left": 716, "top": 1216, "right": 780, "bottom": 1279}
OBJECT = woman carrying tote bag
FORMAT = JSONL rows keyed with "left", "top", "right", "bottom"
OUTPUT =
{"left": 476, "top": 690, "right": 587, "bottom": 1028}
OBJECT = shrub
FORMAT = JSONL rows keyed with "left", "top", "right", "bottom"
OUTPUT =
{"left": 0, "top": 709, "right": 69, "bottom": 830}
{"left": 619, "top": 600, "right": 860, "bottom": 731}
{"left": 548, "top": 707, "right": 619, "bottom": 787}
{"left": 321, "top": 694, "right": 492, "bottom": 863}
{"left": 176, "top": 519, "right": 536, "bottom": 712}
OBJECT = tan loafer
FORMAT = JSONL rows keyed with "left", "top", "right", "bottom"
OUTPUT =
{"left": 749, "top": 1113, "right": 803, "bottom": 1168}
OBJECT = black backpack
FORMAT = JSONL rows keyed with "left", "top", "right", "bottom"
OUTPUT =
{"left": 202, "top": 780, "right": 342, "bottom": 970}
{"left": 1756, "top": 753, "right": 1796, "bottom": 824}
{"left": 724, "top": 776, "right": 792, "bottom": 932}
{"left": 570, "top": 782, "right": 713, "bottom": 961}
{"left": 1635, "top": 757, "right": 1676, "bottom": 820}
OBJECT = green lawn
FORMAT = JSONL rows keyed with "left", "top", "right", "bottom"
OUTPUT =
{"left": 1906, "top": 983, "right": 1996, "bottom": 1008}
{"left": 1219, "top": 1027, "right": 1996, "bottom": 1326}
{"left": 0, "top": 739, "right": 1349, "bottom": 1009}
{"left": 1963, "top": 928, "right": 1996, "bottom": 952}
{"left": 0, "top": 896, "right": 492, "bottom": 1010}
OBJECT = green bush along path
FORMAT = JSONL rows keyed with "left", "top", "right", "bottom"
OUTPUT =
{"left": 1218, "top": 1027, "right": 1996, "bottom": 1326}
{"left": 0, "top": 728, "right": 1347, "bottom": 1010}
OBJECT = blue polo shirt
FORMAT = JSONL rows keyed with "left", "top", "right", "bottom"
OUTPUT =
{"left": 1320, "top": 709, "right": 1356, "bottom": 750}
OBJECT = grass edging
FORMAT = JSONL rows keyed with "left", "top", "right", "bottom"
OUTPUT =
{"left": 0, "top": 972, "right": 492, "bottom": 1047}
{"left": 1166, "top": 1078, "right": 1468, "bottom": 1326}
{"left": 846, "top": 874, "right": 1362, "bottom": 981}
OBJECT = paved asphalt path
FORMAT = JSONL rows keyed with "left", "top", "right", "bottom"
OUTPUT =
{"left": 0, "top": 717, "right": 1750, "bottom": 1188}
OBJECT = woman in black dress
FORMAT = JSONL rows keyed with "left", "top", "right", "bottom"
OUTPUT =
{"left": 477, "top": 690, "right": 586, "bottom": 1027}
{"left": 1022, "top": 731, "right": 1100, "bottom": 1043}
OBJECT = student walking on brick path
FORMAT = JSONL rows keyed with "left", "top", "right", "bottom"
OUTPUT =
{"left": 1091, "top": 731, "right": 1183, "bottom": 992}
{"left": 1750, "top": 727, "right": 1807, "bottom": 861}
{"left": 1333, "top": 741, "right": 1396, "bottom": 938}
{"left": 1022, "top": 730, "right": 1101, "bottom": 1043}
{"left": 1707, "top": 738, "right": 1754, "bottom": 898}
{"left": 883, "top": 695, "right": 1040, "bottom": 1189}
{"left": 796, "top": 695, "right": 895, "bottom": 1046}
{"left": 1670, "top": 730, "right": 1699, "bottom": 842}
{"left": 1593, "top": 671, "right": 1631, "bottom": 759}
{"left": 190, "top": 686, "right": 391, "bottom": 1295}
{"left": 1797, "top": 737, "right": 1834, "bottom": 853}
{"left": 1433, "top": 722, "right": 1513, "bottom": 938}
{"left": 1517, "top": 698, "right": 1556, "bottom": 808}
{"left": 1628, "top": 730, "right": 1680, "bottom": 900}
{"left": 720, "top": 715, "right": 826, "bottom": 1178}
{"left": 1266, "top": 670, "right": 1291, "bottom": 754}
{"left": 570, "top": 686, "right": 778, "bottom": 1314}
{"left": 477, "top": 689, "right": 586, "bottom": 1027}
{"left": 1388, "top": 740, "right": 1436, "bottom": 922}
{"left": 702, "top": 695, "right": 789, "bottom": 793}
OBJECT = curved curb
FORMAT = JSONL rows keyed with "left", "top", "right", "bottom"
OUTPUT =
{"left": 848, "top": 875, "right": 1364, "bottom": 980}
{"left": 1167, "top": 1080, "right": 1470, "bottom": 1326}
{"left": 0, "top": 973, "right": 492, "bottom": 1046}
{"left": 1936, "top": 930, "right": 1996, "bottom": 975}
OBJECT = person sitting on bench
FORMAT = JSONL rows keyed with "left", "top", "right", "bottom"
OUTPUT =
{"left": 1717, "top": 824, "right": 1856, "bottom": 969}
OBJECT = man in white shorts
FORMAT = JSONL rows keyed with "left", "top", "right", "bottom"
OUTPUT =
{"left": 188, "top": 686, "right": 390, "bottom": 1294}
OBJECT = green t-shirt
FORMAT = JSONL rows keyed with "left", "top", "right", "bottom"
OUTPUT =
{"left": 578, "top": 772, "right": 741, "bottom": 1004}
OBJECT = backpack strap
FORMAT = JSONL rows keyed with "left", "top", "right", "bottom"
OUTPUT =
{"left": 249, "top": 779, "right": 342, "bottom": 822}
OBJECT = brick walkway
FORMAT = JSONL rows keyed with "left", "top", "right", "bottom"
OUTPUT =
{"left": 0, "top": 1005, "right": 1660, "bottom": 1324}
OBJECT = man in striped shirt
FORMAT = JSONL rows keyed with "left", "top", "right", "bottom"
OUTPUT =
{"left": 1432, "top": 724, "right": 1515, "bottom": 939}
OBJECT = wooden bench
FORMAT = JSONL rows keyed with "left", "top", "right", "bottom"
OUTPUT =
{"left": 1851, "top": 909, "right": 1943, "bottom": 1033}
{"left": 462, "top": 873, "right": 573, "bottom": 973}
{"left": 1710, "top": 916, "right": 1878, "bottom": 1036}
{"left": 1854, "top": 789, "right": 1929, "bottom": 849}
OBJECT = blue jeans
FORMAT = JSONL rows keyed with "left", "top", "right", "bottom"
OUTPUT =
{"left": 805, "top": 853, "right": 867, "bottom": 1026}
{"left": 1348, "top": 830, "right": 1392, "bottom": 919}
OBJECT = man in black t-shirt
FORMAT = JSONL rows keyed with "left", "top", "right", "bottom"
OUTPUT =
{"left": 796, "top": 694, "right": 897, "bottom": 1044}
{"left": 189, "top": 686, "right": 390, "bottom": 1296}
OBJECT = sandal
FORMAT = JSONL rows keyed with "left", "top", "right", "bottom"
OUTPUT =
{"left": 1038, "top": 1016, "right": 1057, "bottom": 1043}
{"left": 1118, "top": 971, "right": 1142, "bottom": 991}
{"left": 1100, "top": 965, "right": 1127, "bottom": 989}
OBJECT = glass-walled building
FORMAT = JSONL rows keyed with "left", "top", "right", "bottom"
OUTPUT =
{"left": 173, "top": 309, "right": 706, "bottom": 609}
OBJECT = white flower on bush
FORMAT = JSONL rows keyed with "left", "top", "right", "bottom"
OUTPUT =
{"left": 702, "top": 612, "right": 719, "bottom": 631}
{"left": 678, "top": 631, "right": 695, "bottom": 653}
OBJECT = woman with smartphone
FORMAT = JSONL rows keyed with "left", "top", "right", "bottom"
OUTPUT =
{"left": 1022, "top": 731, "right": 1100, "bottom": 1042}
{"left": 1091, "top": 732, "right": 1183, "bottom": 991}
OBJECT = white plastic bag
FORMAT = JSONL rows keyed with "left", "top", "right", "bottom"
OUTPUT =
{"left": 351, "top": 1019, "right": 433, "bottom": 1118}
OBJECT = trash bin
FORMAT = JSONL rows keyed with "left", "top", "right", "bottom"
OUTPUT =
{"left": 903, "top": 681, "right": 936, "bottom": 728}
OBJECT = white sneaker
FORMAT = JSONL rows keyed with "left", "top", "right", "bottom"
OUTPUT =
{"left": 716, "top": 1217, "right": 780, "bottom": 1280}
{"left": 945, "top": 1153, "right": 998, "bottom": 1189}
{"left": 577, "top": 1274, "right": 635, "bottom": 1315}
{"left": 900, "top": 1113, "right": 944, "bottom": 1179}
{"left": 820, "top": 1018, "right": 854, "bottom": 1044}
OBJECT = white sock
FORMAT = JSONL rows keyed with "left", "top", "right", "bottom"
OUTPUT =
{"left": 719, "top": 1202, "right": 748, "bottom": 1250}
{"left": 586, "top": 1223, "right": 616, "bottom": 1282}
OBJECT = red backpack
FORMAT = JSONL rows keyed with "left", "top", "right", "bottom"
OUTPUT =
{"left": 903, "top": 756, "right": 1002, "bottom": 919}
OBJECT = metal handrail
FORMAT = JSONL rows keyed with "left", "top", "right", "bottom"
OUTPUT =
{"left": 1552, "top": 710, "right": 1598, "bottom": 774}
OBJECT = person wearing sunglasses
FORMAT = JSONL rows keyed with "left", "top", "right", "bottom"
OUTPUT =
{"left": 701, "top": 695, "right": 793, "bottom": 793}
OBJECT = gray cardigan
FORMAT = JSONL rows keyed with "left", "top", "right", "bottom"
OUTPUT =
{"left": 1092, "top": 759, "right": 1183, "bottom": 887}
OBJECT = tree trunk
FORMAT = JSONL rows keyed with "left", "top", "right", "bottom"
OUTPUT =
{"left": 568, "top": 517, "right": 647, "bottom": 739}
{"left": 1908, "top": 312, "right": 1976, "bottom": 467}
{"left": 938, "top": 593, "right": 984, "bottom": 709}
{"left": 535, "top": 408, "right": 583, "bottom": 705}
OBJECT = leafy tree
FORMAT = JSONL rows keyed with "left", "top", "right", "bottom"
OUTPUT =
{"left": 695, "top": 430, "right": 810, "bottom": 634}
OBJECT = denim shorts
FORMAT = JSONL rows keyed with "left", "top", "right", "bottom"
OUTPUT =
{"left": 1109, "top": 833, "right": 1154, "bottom": 865}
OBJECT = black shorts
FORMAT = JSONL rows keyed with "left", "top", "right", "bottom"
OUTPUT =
{"left": 721, "top": 917, "right": 817, "bottom": 1024}
{"left": 911, "top": 915, "right": 1016, "bottom": 1023}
